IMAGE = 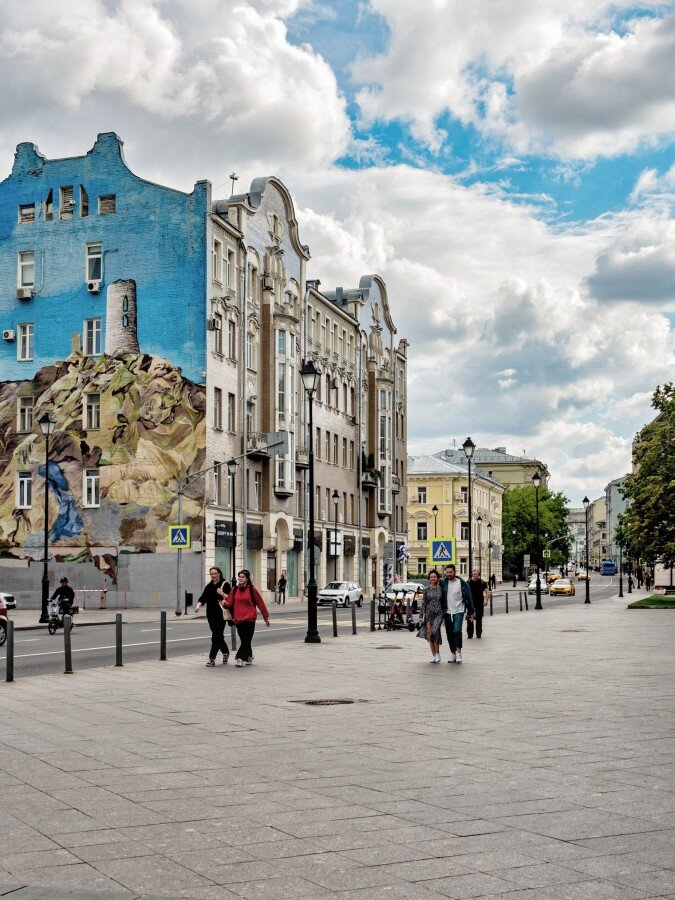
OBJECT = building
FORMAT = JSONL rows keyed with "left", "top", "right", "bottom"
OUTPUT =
{"left": 407, "top": 455, "right": 504, "bottom": 580}
{"left": 566, "top": 508, "right": 587, "bottom": 571}
{"left": 0, "top": 135, "right": 407, "bottom": 606}
{"left": 588, "top": 496, "right": 607, "bottom": 568}
{"left": 605, "top": 477, "right": 628, "bottom": 564}
{"left": 434, "top": 446, "right": 549, "bottom": 489}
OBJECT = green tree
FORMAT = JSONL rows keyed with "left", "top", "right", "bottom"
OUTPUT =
{"left": 502, "top": 485, "right": 571, "bottom": 576}
{"left": 622, "top": 383, "right": 675, "bottom": 569}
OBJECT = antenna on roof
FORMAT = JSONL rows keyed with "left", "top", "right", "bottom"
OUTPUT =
{"left": 230, "top": 172, "right": 239, "bottom": 195}
{"left": 452, "top": 439, "right": 456, "bottom": 450}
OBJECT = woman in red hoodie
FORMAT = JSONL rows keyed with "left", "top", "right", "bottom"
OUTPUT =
{"left": 221, "top": 569, "right": 270, "bottom": 667}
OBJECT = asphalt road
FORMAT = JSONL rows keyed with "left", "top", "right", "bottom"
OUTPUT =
{"left": 1, "top": 579, "right": 620, "bottom": 680}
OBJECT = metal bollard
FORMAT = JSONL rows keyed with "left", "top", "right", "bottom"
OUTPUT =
{"left": 490, "top": 592, "right": 493, "bottom": 616}
{"left": 332, "top": 600, "right": 338, "bottom": 637}
{"left": 115, "top": 613, "right": 123, "bottom": 667}
{"left": 524, "top": 591, "right": 529, "bottom": 611}
{"left": 6, "top": 619, "right": 14, "bottom": 682}
{"left": 160, "top": 610, "right": 167, "bottom": 661}
{"left": 351, "top": 600, "right": 357, "bottom": 635}
{"left": 519, "top": 593, "right": 523, "bottom": 611}
{"left": 376, "top": 593, "right": 382, "bottom": 630}
{"left": 63, "top": 615, "right": 73, "bottom": 674}
{"left": 505, "top": 592, "right": 509, "bottom": 614}
{"left": 229, "top": 622, "right": 237, "bottom": 651}
{"left": 370, "top": 598, "right": 376, "bottom": 632}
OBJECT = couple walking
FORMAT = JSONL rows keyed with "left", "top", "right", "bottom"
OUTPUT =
{"left": 422, "top": 564, "right": 475, "bottom": 664}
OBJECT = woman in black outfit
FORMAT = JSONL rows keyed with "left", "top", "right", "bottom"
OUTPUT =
{"left": 194, "top": 566, "right": 230, "bottom": 666}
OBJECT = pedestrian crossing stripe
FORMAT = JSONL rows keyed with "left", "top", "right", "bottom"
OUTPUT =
{"left": 429, "top": 538, "right": 456, "bottom": 565}
{"left": 169, "top": 525, "right": 191, "bottom": 549}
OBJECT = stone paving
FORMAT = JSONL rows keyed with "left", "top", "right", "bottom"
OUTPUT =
{"left": 1, "top": 594, "right": 674, "bottom": 899}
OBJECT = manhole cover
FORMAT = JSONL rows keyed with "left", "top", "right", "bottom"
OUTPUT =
{"left": 301, "top": 698, "right": 355, "bottom": 706}
{"left": 560, "top": 629, "right": 588, "bottom": 632}
{"left": 376, "top": 645, "right": 403, "bottom": 650}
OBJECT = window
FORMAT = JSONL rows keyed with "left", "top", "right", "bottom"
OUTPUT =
{"left": 321, "top": 319, "right": 326, "bottom": 349}
{"left": 18, "top": 203, "right": 35, "bottom": 223}
{"left": 247, "top": 331, "right": 257, "bottom": 371}
{"left": 84, "top": 393, "right": 100, "bottom": 430}
{"left": 17, "top": 397, "right": 33, "bottom": 432}
{"left": 418, "top": 558, "right": 427, "bottom": 575}
{"left": 460, "top": 485, "right": 468, "bottom": 504}
{"left": 333, "top": 434, "right": 338, "bottom": 465}
{"left": 227, "top": 393, "right": 236, "bottom": 432}
{"left": 254, "top": 472, "right": 262, "bottom": 510}
{"left": 18, "top": 251, "right": 35, "bottom": 287}
{"left": 349, "top": 441, "right": 355, "bottom": 469}
{"left": 460, "top": 521, "right": 469, "bottom": 541}
{"left": 333, "top": 323, "right": 338, "bottom": 354}
{"left": 339, "top": 329, "right": 345, "bottom": 360}
{"left": 45, "top": 189, "right": 53, "bottom": 221}
{"left": 350, "top": 387, "right": 355, "bottom": 415}
{"left": 212, "top": 239, "right": 222, "bottom": 282}
{"left": 228, "top": 320, "right": 236, "bottom": 360}
{"left": 316, "top": 427, "right": 321, "bottom": 460}
{"left": 459, "top": 557, "right": 468, "bottom": 576}
{"left": 17, "top": 472, "right": 32, "bottom": 508}
{"left": 213, "top": 388, "right": 223, "bottom": 430}
{"left": 249, "top": 265, "right": 258, "bottom": 301}
{"left": 212, "top": 462, "right": 221, "bottom": 505}
{"left": 98, "top": 194, "right": 116, "bottom": 215}
{"left": 247, "top": 400, "right": 255, "bottom": 434}
{"left": 277, "top": 329, "right": 286, "bottom": 356}
{"left": 325, "top": 430, "right": 330, "bottom": 462}
{"left": 417, "top": 521, "right": 428, "bottom": 541}
{"left": 83, "top": 469, "right": 100, "bottom": 507}
{"left": 18, "top": 323, "right": 34, "bottom": 361}
{"left": 417, "top": 486, "right": 427, "bottom": 504}
{"left": 342, "top": 438, "right": 347, "bottom": 468}
{"left": 83, "top": 319, "right": 102, "bottom": 356}
{"left": 80, "top": 186, "right": 89, "bottom": 217}
{"left": 214, "top": 313, "right": 223, "bottom": 354}
{"left": 277, "top": 361, "right": 286, "bottom": 417}
{"left": 342, "top": 383, "right": 348, "bottom": 412}
{"left": 86, "top": 244, "right": 102, "bottom": 281}
{"left": 350, "top": 494, "right": 355, "bottom": 523}
{"left": 325, "top": 373, "right": 331, "bottom": 407}
{"left": 60, "top": 186, "right": 74, "bottom": 220}
{"left": 227, "top": 249, "right": 236, "bottom": 289}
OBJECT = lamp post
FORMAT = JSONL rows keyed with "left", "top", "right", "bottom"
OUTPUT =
{"left": 227, "top": 459, "right": 238, "bottom": 584}
{"left": 512, "top": 525, "right": 517, "bottom": 586}
{"left": 477, "top": 514, "right": 483, "bottom": 574}
{"left": 432, "top": 504, "right": 438, "bottom": 539}
{"left": 617, "top": 514, "right": 624, "bottom": 599}
{"left": 487, "top": 521, "right": 493, "bottom": 586}
{"left": 332, "top": 489, "right": 340, "bottom": 581}
{"left": 462, "top": 437, "right": 475, "bottom": 577}
{"left": 532, "top": 471, "right": 542, "bottom": 610}
{"left": 38, "top": 413, "right": 55, "bottom": 624}
{"left": 583, "top": 496, "right": 591, "bottom": 604}
{"left": 301, "top": 360, "right": 321, "bottom": 643}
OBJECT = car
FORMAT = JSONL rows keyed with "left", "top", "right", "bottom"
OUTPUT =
{"left": 527, "top": 576, "right": 549, "bottom": 595}
{"left": 318, "top": 581, "right": 363, "bottom": 607}
{"left": 0, "top": 594, "right": 8, "bottom": 646}
{"left": 577, "top": 572, "right": 591, "bottom": 581}
{"left": 549, "top": 578, "right": 576, "bottom": 597}
{"left": 545, "top": 572, "right": 561, "bottom": 584}
{"left": 385, "top": 581, "right": 425, "bottom": 602}
{"left": 0, "top": 590, "right": 15, "bottom": 610}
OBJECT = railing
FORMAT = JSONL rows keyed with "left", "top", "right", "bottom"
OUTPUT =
{"left": 361, "top": 470, "right": 378, "bottom": 488}
{"left": 246, "top": 432, "right": 269, "bottom": 455}
{"left": 295, "top": 446, "right": 309, "bottom": 468}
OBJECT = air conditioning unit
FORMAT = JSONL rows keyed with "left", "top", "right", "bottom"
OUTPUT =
{"left": 16, "top": 287, "right": 33, "bottom": 300}
{"left": 87, "top": 280, "right": 101, "bottom": 294}
{"left": 3, "top": 329, "right": 16, "bottom": 342}
{"left": 208, "top": 317, "right": 222, "bottom": 331}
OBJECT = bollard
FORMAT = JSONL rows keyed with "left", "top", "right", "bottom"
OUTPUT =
{"left": 159, "top": 610, "right": 167, "bottom": 661}
{"left": 524, "top": 591, "right": 529, "bottom": 611}
{"left": 505, "top": 592, "right": 509, "bottom": 614}
{"left": 376, "top": 593, "right": 382, "bottom": 630}
{"left": 519, "top": 593, "right": 523, "bottom": 612}
{"left": 332, "top": 600, "right": 338, "bottom": 637}
{"left": 115, "top": 613, "right": 123, "bottom": 667}
{"left": 370, "top": 598, "right": 376, "bottom": 632}
{"left": 489, "top": 592, "right": 493, "bottom": 616}
{"left": 351, "top": 600, "right": 357, "bottom": 635}
{"left": 6, "top": 619, "right": 14, "bottom": 682}
{"left": 229, "top": 622, "right": 237, "bottom": 651}
{"left": 63, "top": 615, "right": 73, "bottom": 674}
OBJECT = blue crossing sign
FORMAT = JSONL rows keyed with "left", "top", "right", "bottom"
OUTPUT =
{"left": 429, "top": 538, "right": 456, "bottom": 565}
{"left": 169, "top": 525, "right": 191, "bottom": 549}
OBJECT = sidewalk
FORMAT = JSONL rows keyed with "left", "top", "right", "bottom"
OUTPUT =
{"left": 1, "top": 593, "right": 674, "bottom": 899}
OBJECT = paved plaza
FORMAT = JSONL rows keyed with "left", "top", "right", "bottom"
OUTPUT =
{"left": 1, "top": 594, "right": 674, "bottom": 899}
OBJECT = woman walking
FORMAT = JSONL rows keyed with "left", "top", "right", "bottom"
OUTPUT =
{"left": 422, "top": 569, "right": 444, "bottom": 664}
{"left": 223, "top": 570, "right": 270, "bottom": 667}
{"left": 194, "top": 566, "right": 230, "bottom": 667}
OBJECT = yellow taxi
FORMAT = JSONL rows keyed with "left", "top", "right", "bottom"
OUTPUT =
{"left": 550, "top": 578, "right": 576, "bottom": 597}
{"left": 545, "top": 571, "right": 561, "bottom": 584}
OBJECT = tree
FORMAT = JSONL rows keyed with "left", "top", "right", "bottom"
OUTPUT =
{"left": 502, "top": 484, "right": 571, "bottom": 576}
{"left": 622, "top": 383, "right": 675, "bottom": 569}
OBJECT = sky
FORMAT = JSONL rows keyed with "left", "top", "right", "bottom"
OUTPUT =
{"left": 1, "top": 0, "right": 673, "bottom": 506}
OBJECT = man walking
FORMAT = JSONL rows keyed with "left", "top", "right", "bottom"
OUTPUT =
{"left": 467, "top": 569, "right": 489, "bottom": 640}
{"left": 441, "top": 564, "right": 475, "bottom": 663}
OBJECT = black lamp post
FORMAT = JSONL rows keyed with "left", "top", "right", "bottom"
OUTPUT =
{"left": 301, "top": 360, "right": 321, "bottom": 643}
{"left": 332, "top": 489, "right": 340, "bottom": 581}
{"left": 512, "top": 526, "right": 517, "bottom": 586}
{"left": 617, "top": 514, "right": 624, "bottom": 598}
{"left": 487, "top": 521, "right": 492, "bottom": 585}
{"left": 38, "top": 413, "right": 55, "bottom": 623}
{"left": 432, "top": 504, "right": 438, "bottom": 538}
{"left": 628, "top": 557, "right": 633, "bottom": 593}
{"left": 463, "top": 437, "right": 475, "bottom": 577}
{"left": 583, "top": 496, "right": 591, "bottom": 604}
{"left": 227, "top": 459, "right": 238, "bottom": 584}
{"left": 532, "top": 471, "right": 542, "bottom": 610}
{"left": 477, "top": 514, "right": 483, "bottom": 574}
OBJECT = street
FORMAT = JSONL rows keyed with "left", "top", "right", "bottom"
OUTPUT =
{"left": 1, "top": 579, "right": 619, "bottom": 680}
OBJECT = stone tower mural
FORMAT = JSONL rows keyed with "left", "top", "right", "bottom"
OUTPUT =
{"left": 106, "top": 279, "right": 139, "bottom": 354}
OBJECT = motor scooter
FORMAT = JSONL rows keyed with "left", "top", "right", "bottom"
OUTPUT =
{"left": 47, "top": 599, "right": 79, "bottom": 635}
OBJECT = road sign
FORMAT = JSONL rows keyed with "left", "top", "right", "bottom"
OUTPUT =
{"left": 543, "top": 549, "right": 551, "bottom": 558}
{"left": 169, "top": 525, "right": 190, "bottom": 549}
{"left": 523, "top": 553, "right": 531, "bottom": 566}
{"left": 429, "top": 538, "right": 456, "bottom": 565}
{"left": 265, "top": 431, "right": 290, "bottom": 456}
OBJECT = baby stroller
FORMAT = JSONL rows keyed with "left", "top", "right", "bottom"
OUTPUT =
{"left": 47, "top": 598, "right": 79, "bottom": 635}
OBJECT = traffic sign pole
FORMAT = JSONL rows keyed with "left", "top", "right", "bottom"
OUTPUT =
{"left": 176, "top": 484, "right": 183, "bottom": 617}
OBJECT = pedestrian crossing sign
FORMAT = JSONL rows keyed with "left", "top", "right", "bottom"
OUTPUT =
{"left": 429, "top": 538, "right": 456, "bottom": 565}
{"left": 169, "top": 525, "right": 190, "bottom": 549}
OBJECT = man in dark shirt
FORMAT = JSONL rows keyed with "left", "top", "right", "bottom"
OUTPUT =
{"left": 467, "top": 570, "right": 488, "bottom": 639}
{"left": 51, "top": 577, "right": 75, "bottom": 614}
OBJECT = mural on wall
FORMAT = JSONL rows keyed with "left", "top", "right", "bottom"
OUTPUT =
{"left": 39, "top": 461, "right": 84, "bottom": 541}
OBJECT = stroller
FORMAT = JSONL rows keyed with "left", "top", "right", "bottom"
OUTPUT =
{"left": 47, "top": 598, "right": 79, "bottom": 635}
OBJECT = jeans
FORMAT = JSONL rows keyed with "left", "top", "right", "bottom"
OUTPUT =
{"left": 467, "top": 607, "right": 483, "bottom": 638}
{"left": 208, "top": 617, "right": 229, "bottom": 661}
{"left": 445, "top": 612, "right": 464, "bottom": 651}
{"left": 235, "top": 620, "right": 256, "bottom": 661}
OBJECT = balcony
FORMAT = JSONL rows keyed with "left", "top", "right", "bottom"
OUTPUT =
{"left": 392, "top": 474, "right": 401, "bottom": 494}
{"left": 361, "top": 469, "right": 379, "bottom": 490}
{"left": 246, "top": 432, "right": 269, "bottom": 459}
{"left": 295, "top": 446, "right": 309, "bottom": 469}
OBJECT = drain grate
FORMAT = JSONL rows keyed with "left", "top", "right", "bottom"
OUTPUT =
{"left": 560, "top": 629, "right": 588, "bottom": 632}
{"left": 289, "top": 698, "right": 368, "bottom": 706}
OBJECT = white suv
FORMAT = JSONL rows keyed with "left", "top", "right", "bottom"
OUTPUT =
{"left": 318, "top": 582, "right": 364, "bottom": 607}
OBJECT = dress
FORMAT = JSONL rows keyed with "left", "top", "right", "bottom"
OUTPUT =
{"left": 423, "top": 585, "right": 444, "bottom": 644}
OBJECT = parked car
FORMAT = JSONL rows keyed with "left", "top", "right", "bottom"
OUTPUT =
{"left": 528, "top": 575, "right": 549, "bottom": 595}
{"left": 0, "top": 594, "right": 8, "bottom": 646}
{"left": 0, "top": 590, "right": 15, "bottom": 610}
{"left": 549, "top": 578, "right": 576, "bottom": 597}
{"left": 318, "top": 581, "right": 363, "bottom": 607}
{"left": 577, "top": 572, "right": 591, "bottom": 581}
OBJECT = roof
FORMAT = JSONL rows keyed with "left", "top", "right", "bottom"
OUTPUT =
{"left": 407, "top": 455, "right": 503, "bottom": 488}
{"left": 434, "top": 447, "right": 546, "bottom": 466}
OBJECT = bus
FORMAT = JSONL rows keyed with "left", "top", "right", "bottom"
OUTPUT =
{"left": 601, "top": 560, "right": 617, "bottom": 576}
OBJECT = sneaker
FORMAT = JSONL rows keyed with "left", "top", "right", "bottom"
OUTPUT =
{"left": 245, "top": 658, "right": 253, "bottom": 666}
{"left": 206, "top": 659, "right": 215, "bottom": 667}
{"left": 448, "top": 652, "right": 456, "bottom": 663}
{"left": 235, "top": 658, "right": 244, "bottom": 667}
{"left": 222, "top": 655, "right": 229, "bottom": 665}
{"left": 434, "top": 653, "right": 441, "bottom": 663}
{"left": 429, "top": 657, "right": 437, "bottom": 664}
{"left": 456, "top": 651, "right": 463, "bottom": 663}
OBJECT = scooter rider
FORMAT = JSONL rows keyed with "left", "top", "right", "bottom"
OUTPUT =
{"left": 51, "top": 578, "right": 75, "bottom": 615}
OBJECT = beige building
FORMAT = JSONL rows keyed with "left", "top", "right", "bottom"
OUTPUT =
{"left": 435, "top": 446, "right": 549, "bottom": 489}
{"left": 407, "top": 455, "right": 504, "bottom": 581}
{"left": 588, "top": 496, "right": 607, "bottom": 568}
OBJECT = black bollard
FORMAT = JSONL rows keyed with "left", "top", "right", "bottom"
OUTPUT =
{"left": 370, "top": 598, "right": 375, "bottom": 632}
{"left": 489, "top": 591, "right": 493, "bottom": 616}
{"left": 115, "top": 613, "right": 123, "bottom": 667}
{"left": 332, "top": 600, "right": 338, "bottom": 637}
{"left": 351, "top": 600, "right": 357, "bottom": 635}
{"left": 519, "top": 593, "right": 523, "bottom": 611}
{"left": 6, "top": 619, "right": 14, "bottom": 682}
{"left": 524, "top": 591, "right": 529, "bottom": 611}
{"left": 505, "top": 592, "right": 509, "bottom": 614}
{"left": 159, "top": 610, "right": 167, "bottom": 661}
{"left": 376, "top": 593, "right": 382, "bottom": 630}
{"left": 63, "top": 615, "right": 73, "bottom": 674}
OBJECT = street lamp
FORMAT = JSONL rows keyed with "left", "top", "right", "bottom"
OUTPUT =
{"left": 487, "top": 521, "right": 493, "bottom": 586}
{"left": 301, "top": 360, "right": 321, "bottom": 643}
{"left": 38, "top": 413, "right": 56, "bottom": 623}
{"left": 227, "top": 459, "right": 238, "bottom": 584}
{"left": 512, "top": 525, "right": 517, "bottom": 586}
{"left": 532, "top": 471, "right": 542, "bottom": 610}
{"left": 431, "top": 504, "right": 438, "bottom": 538}
{"left": 477, "top": 514, "right": 483, "bottom": 574}
{"left": 583, "top": 495, "right": 591, "bottom": 604}
{"left": 332, "top": 489, "right": 340, "bottom": 581}
{"left": 618, "top": 519, "right": 624, "bottom": 599}
{"left": 462, "top": 437, "right": 475, "bottom": 576}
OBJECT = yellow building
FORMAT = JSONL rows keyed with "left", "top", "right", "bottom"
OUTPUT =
{"left": 434, "top": 446, "right": 549, "bottom": 489}
{"left": 407, "top": 456, "right": 505, "bottom": 581}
